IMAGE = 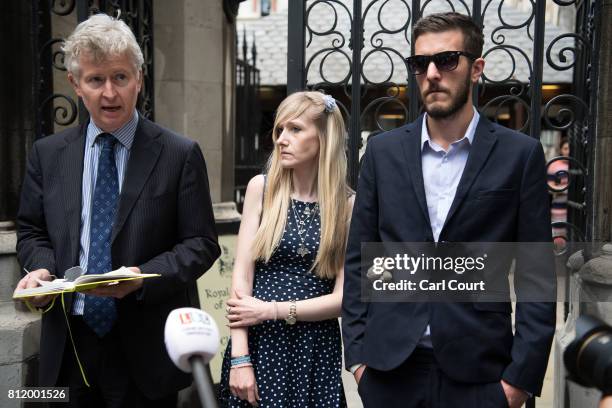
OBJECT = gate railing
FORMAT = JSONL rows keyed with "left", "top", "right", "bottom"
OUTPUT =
{"left": 285, "top": 2, "right": 602, "bottom": 405}
{"left": 235, "top": 30, "right": 263, "bottom": 211}
{"left": 287, "top": 0, "right": 599, "bottom": 247}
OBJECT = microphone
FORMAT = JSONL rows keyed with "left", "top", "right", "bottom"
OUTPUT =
{"left": 164, "top": 307, "right": 220, "bottom": 408}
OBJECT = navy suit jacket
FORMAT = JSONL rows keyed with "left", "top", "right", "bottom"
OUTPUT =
{"left": 16, "top": 117, "right": 221, "bottom": 399}
{"left": 342, "top": 114, "right": 556, "bottom": 395}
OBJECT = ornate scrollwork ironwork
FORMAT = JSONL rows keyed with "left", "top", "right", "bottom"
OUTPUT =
{"left": 304, "top": 0, "right": 415, "bottom": 135}
{"left": 306, "top": 0, "right": 352, "bottom": 48}
{"left": 51, "top": 0, "right": 76, "bottom": 16}
{"left": 480, "top": 94, "right": 530, "bottom": 132}
{"left": 479, "top": 42, "right": 532, "bottom": 130}
{"left": 543, "top": 94, "right": 588, "bottom": 132}
{"left": 40, "top": 94, "right": 78, "bottom": 127}
{"left": 296, "top": 0, "right": 597, "bottom": 240}
{"left": 40, "top": 38, "right": 68, "bottom": 71}
{"left": 306, "top": 48, "right": 353, "bottom": 86}
{"left": 481, "top": 45, "right": 533, "bottom": 85}
{"left": 305, "top": 0, "right": 353, "bottom": 92}
{"left": 361, "top": 0, "right": 411, "bottom": 85}
{"left": 543, "top": 1, "right": 597, "bottom": 244}
{"left": 361, "top": 86, "right": 409, "bottom": 132}
{"left": 546, "top": 33, "right": 589, "bottom": 71}
{"left": 136, "top": 0, "right": 155, "bottom": 119}
{"left": 421, "top": 0, "right": 471, "bottom": 16}
{"left": 360, "top": 0, "right": 413, "bottom": 131}
{"left": 552, "top": 0, "right": 579, "bottom": 6}
{"left": 366, "top": 0, "right": 412, "bottom": 47}
{"left": 486, "top": 0, "right": 536, "bottom": 44}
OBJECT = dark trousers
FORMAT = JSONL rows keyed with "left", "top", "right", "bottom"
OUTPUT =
{"left": 51, "top": 316, "right": 177, "bottom": 408}
{"left": 358, "top": 348, "right": 509, "bottom": 408}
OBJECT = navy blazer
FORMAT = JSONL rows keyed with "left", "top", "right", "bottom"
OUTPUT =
{"left": 342, "top": 114, "right": 556, "bottom": 395}
{"left": 16, "top": 117, "right": 221, "bottom": 399}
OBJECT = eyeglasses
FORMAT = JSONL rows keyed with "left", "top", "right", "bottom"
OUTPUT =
{"left": 405, "top": 51, "right": 477, "bottom": 75}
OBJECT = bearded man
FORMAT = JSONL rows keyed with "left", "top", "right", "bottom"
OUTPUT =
{"left": 342, "top": 12, "right": 556, "bottom": 408}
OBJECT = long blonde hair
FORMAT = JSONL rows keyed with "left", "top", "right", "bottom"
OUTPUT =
{"left": 251, "top": 91, "right": 351, "bottom": 279}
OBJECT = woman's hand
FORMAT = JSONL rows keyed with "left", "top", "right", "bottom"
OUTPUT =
{"left": 229, "top": 365, "right": 260, "bottom": 406}
{"left": 226, "top": 291, "right": 274, "bottom": 328}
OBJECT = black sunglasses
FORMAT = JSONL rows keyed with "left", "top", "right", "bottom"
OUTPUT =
{"left": 405, "top": 51, "right": 477, "bottom": 75}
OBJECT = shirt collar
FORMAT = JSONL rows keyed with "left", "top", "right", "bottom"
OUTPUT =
{"left": 87, "top": 110, "right": 139, "bottom": 150}
{"left": 421, "top": 106, "right": 480, "bottom": 152}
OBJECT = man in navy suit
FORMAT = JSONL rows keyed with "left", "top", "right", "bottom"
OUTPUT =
{"left": 342, "top": 12, "right": 556, "bottom": 408}
{"left": 15, "top": 13, "right": 220, "bottom": 407}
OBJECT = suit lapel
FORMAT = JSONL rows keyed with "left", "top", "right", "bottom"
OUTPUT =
{"left": 441, "top": 116, "right": 497, "bottom": 234}
{"left": 60, "top": 125, "right": 86, "bottom": 267}
{"left": 400, "top": 115, "right": 432, "bottom": 229}
{"left": 111, "top": 117, "right": 163, "bottom": 243}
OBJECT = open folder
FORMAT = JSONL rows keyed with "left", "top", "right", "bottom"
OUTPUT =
{"left": 13, "top": 266, "right": 160, "bottom": 299}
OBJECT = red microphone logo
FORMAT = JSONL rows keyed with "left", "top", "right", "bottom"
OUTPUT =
{"left": 179, "top": 312, "right": 192, "bottom": 324}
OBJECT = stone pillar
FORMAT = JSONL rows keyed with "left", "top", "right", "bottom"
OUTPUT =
{"left": 154, "top": 0, "right": 236, "bottom": 203}
{"left": 554, "top": 244, "right": 612, "bottom": 407}
{"left": 0, "top": 224, "right": 42, "bottom": 408}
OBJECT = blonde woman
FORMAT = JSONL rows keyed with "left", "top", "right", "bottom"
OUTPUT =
{"left": 219, "top": 91, "right": 353, "bottom": 407}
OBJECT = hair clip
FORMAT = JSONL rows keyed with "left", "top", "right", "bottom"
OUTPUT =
{"left": 323, "top": 94, "right": 337, "bottom": 113}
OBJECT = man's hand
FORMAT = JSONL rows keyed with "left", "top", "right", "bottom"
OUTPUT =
{"left": 600, "top": 395, "right": 612, "bottom": 408}
{"left": 15, "top": 268, "right": 56, "bottom": 307}
{"left": 501, "top": 379, "right": 530, "bottom": 408}
{"left": 354, "top": 365, "right": 366, "bottom": 385}
{"left": 84, "top": 267, "right": 142, "bottom": 299}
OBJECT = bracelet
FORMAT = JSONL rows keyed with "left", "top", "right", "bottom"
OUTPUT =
{"left": 272, "top": 300, "right": 278, "bottom": 321}
{"left": 285, "top": 299, "right": 297, "bottom": 325}
{"left": 230, "top": 355, "right": 252, "bottom": 367}
{"left": 230, "top": 362, "right": 253, "bottom": 370}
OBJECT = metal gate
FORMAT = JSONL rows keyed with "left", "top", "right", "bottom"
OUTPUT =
{"left": 235, "top": 31, "right": 264, "bottom": 211}
{"left": 285, "top": 2, "right": 602, "bottom": 405}
{"left": 286, "top": 0, "right": 600, "bottom": 247}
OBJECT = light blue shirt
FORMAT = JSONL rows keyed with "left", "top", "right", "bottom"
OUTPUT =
{"left": 72, "top": 111, "right": 139, "bottom": 315}
{"left": 349, "top": 108, "right": 481, "bottom": 374}
{"left": 418, "top": 107, "right": 480, "bottom": 347}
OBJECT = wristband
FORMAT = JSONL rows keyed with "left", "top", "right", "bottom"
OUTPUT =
{"left": 231, "top": 355, "right": 252, "bottom": 367}
{"left": 230, "top": 362, "right": 253, "bottom": 370}
{"left": 272, "top": 300, "right": 278, "bottom": 321}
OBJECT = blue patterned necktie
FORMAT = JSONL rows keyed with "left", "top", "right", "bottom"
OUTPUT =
{"left": 83, "top": 133, "right": 118, "bottom": 337}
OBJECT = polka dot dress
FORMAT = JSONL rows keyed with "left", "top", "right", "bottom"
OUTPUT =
{"left": 219, "top": 199, "right": 346, "bottom": 407}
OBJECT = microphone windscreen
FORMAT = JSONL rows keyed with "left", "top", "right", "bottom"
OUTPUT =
{"left": 164, "top": 307, "right": 220, "bottom": 372}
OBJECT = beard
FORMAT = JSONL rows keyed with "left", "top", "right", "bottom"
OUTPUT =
{"left": 421, "top": 72, "right": 472, "bottom": 119}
